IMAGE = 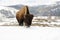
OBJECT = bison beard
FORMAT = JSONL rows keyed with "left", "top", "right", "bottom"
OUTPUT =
{"left": 16, "top": 6, "right": 34, "bottom": 27}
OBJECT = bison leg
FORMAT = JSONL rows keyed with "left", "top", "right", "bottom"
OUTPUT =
{"left": 24, "top": 18, "right": 31, "bottom": 27}
{"left": 19, "top": 19, "right": 24, "bottom": 26}
{"left": 25, "top": 23, "right": 30, "bottom": 27}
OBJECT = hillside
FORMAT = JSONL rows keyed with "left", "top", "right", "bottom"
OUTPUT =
{"left": 8, "top": 1, "right": 60, "bottom": 16}
{"left": 0, "top": 6, "right": 18, "bottom": 22}
{"left": 0, "top": 6, "right": 18, "bottom": 18}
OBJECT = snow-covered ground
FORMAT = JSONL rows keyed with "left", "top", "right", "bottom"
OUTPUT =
{"left": 0, "top": 16, "right": 60, "bottom": 27}
{"left": 0, "top": 26, "right": 60, "bottom": 40}
{"left": 0, "top": 16, "right": 60, "bottom": 40}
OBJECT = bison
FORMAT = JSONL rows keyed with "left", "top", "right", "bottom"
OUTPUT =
{"left": 16, "top": 6, "right": 34, "bottom": 27}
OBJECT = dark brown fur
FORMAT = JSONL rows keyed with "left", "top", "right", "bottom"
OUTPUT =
{"left": 24, "top": 14, "right": 34, "bottom": 27}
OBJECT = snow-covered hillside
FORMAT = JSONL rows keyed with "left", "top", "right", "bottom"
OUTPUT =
{"left": 8, "top": 1, "right": 60, "bottom": 16}
{"left": 0, "top": 6, "right": 18, "bottom": 18}
{"left": 0, "top": 6, "right": 18, "bottom": 22}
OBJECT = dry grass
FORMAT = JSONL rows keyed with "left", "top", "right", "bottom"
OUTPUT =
{"left": 34, "top": 19, "right": 48, "bottom": 22}
{"left": 31, "top": 23, "right": 49, "bottom": 27}
{"left": 1, "top": 16, "right": 60, "bottom": 27}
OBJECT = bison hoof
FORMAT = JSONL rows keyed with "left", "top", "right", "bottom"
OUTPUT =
{"left": 19, "top": 24, "right": 23, "bottom": 26}
{"left": 26, "top": 25, "right": 30, "bottom": 28}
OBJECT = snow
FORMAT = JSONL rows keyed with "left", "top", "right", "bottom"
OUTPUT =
{"left": 0, "top": 26, "right": 60, "bottom": 40}
{"left": 0, "top": 16, "right": 60, "bottom": 27}
{"left": 0, "top": 6, "right": 60, "bottom": 40}
{"left": 0, "top": 6, "right": 18, "bottom": 18}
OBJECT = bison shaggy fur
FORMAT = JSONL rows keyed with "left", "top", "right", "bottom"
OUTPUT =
{"left": 16, "top": 6, "right": 34, "bottom": 27}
